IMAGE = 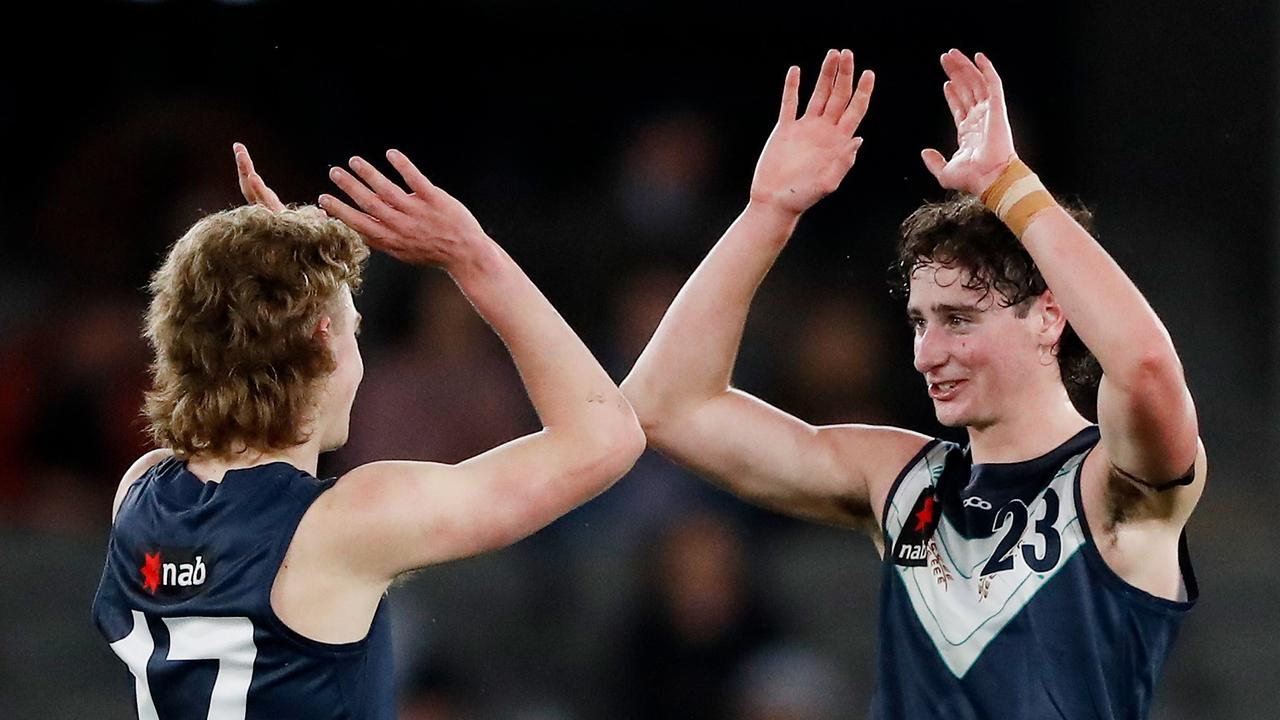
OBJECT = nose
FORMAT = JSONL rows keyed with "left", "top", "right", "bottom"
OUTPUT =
{"left": 913, "top": 325, "right": 950, "bottom": 375}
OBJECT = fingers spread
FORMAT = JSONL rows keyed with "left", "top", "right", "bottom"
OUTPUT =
{"left": 837, "top": 69, "right": 875, "bottom": 135}
{"left": 955, "top": 50, "right": 989, "bottom": 101}
{"left": 823, "top": 49, "right": 856, "bottom": 120}
{"left": 778, "top": 65, "right": 800, "bottom": 124}
{"left": 974, "top": 52, "right": 1005, "bottom": 101}
{"left": 386, "top": 149, "right": 436, "bottom": 197}
{"left": 329, "top": 166, "right": 398, "bottom": 221}
{"left": 349, "top": 156, "right": 411, "bottom": 209}
{"left": 941, "top": 51, "right": 976, "bottom": 107}
{"left": 804, "top": 49, "right": 839, "bottom": 118}
{"left": 948, "top": 49, "right": 987, "bottom": 102}
{"left": 319, "top": 194, "right": 389, "bottom": 244}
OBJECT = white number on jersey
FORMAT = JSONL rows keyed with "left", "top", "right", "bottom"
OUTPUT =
{"left": 109, "top": 610, "right": 257, "bottom": 720}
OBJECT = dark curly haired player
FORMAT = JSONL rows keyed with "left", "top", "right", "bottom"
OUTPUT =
{"left": 623, "top": 49, "right": 1203, "bottom": 719}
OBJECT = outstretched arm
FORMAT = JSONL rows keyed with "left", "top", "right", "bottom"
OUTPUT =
{"left": 921, "top": 50, "right": 1203, "bottom": 522}
{"left": 313, "top": 150, "right": 644, "bottom": 579}
{"left": 623, "top": 50, "right": 927, "bottom": 530}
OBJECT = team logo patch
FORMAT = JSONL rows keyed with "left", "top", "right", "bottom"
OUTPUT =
{"left": 892, "top": 488, "right": 942, "bottom": 566}
{"left": 138, "top": 548, "right": 211, "bottom": 599}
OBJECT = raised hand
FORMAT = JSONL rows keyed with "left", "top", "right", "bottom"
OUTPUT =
{"left": 921, "top": 50, "right": 1016, "bottom": 197}
{"left": 319, "top": 150, "right": 490, "bottom": 270}
{"left": 750, "top": 49, "right": 874, "bottom": 216}
{"left": 233, "top": 142, "right": 285, "bottom": 212}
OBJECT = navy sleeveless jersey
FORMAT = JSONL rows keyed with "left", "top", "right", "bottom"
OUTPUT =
{"left": 91, "top": 457, "right": 395, "bottom": 720}
{"left": 872, "top": 426, "right": 1197, "bottom": 720}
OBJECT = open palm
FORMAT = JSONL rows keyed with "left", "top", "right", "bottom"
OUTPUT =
{"left": 751, "top": 49, "right": 875, "bottom": 215}
{"left": 921, "top": 50, "right": 1017, "bottom": 197}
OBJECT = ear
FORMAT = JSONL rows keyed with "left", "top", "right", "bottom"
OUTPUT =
{"left": 314, "top": 315, "right": 333, "bottom": 340}
{"left": 1036, "top": 289, "right": 1068, "bottom": 347}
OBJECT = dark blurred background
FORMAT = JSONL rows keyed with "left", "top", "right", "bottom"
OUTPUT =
{"left": 0, "top": 1, "right": 1275, "bottom": 718}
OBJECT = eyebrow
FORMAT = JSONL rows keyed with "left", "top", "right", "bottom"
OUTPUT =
{"left": 906, "top": 302, "right": 985, "bottom": 317}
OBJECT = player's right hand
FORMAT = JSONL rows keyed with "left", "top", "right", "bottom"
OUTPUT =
{"left": 320, "top": 149, "right": 491, "bottom": 271}
{"left": 749, "top": 49, "right": 874, "bottom": 216}
{"left": 233, "top": 142, "right": 285, "bottom": 212}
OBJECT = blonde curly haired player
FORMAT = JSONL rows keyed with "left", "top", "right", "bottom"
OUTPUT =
{"left": 92, "top": 143, "right": 644, "bottom": 719}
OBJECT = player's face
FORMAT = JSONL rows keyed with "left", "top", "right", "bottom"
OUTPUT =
{"left": 320, "top": 285, "right": 363, "bottom": 451}
{"left": 907, "top": 265, "right": 1048, "bottom": 429}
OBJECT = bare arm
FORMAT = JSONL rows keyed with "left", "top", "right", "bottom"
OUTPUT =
{"left": 313, "top": 150, "right": 645, "bottom": 580}
{"left": 921, "top": 50, "right": 1204, "bottom": 523}
{"left": 622, "top": 50, "right": 927, "bottom": 530}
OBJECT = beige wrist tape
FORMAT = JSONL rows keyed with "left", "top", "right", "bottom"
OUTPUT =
{"left": 979, "top": 158, "right": 1057, "bottom": 237}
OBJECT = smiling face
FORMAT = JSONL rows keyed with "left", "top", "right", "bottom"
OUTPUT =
{"left": 907, "top": 264, "right": 1064, "bottom": 430}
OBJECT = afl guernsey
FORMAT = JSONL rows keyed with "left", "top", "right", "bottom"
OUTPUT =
{"left": 91, "top": 457, "right": 395, "bottom": 720}
{"left": 872, "top": 426, "right": 1196, "bottom": 720}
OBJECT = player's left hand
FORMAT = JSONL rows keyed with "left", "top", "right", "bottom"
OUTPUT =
{"left": 320, "top": 149, "right": 492, "bottom": 272}
{"left": 233, "top": 142, "right": 286, "bottom": 212}
{"left": 920, "top": 50, "right": 1017, "bottom": 197}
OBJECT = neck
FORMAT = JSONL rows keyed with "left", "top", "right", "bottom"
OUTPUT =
{"left": 186, "top": 440, "right": 322, "bottom": 483}
{"left": 966, "top": 381, "right": 1089, "bottom": 464}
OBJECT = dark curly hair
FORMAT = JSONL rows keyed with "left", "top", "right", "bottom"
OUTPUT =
{"left": 144, "top": 204, "right": 369, "bottom": 458}
{"left": 891, "top": 194, "right": 1101, "bottom": 413}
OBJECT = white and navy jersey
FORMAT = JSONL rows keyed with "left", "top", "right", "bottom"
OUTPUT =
{"left": 872, "top": 426, "right": 1196, "bottom": 720}
{"left": 92, "top": 457, "right": 395, "bottom": 720}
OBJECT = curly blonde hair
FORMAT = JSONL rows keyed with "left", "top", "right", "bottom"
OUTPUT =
{"left": 144, "top": 204, "right": 368, "bottom": 458}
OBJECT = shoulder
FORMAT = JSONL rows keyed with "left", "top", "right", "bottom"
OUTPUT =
{"left": 283, "top": 460, "right": 454, "bottom": 588}
{"left": 819, "top": 424, "right": 935, "bottom": 516}
{"left": 111, "top": 449, "right": 174, "bottom": 522}
{"left": 317, "top": 460, "right": 452, "bottom": 514}
{"left": 296, "top": 460, "right": 454, "bottom": 557}
{"left": 826, "top": 425, "right": 936, "bottom": 476}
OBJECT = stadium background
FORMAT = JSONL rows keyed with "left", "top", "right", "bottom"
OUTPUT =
{"left": 0, "top": 2, "right": 1275, "bottom": 718}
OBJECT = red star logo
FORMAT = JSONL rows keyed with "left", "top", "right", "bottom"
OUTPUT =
{"left": 913, "top": 496, "right": 937, "bottom": 533}
{"left": 140, "top": 552, "right": 162, "bottom": 594}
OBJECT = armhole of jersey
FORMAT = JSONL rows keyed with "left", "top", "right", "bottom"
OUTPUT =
{"left": 1071, "top": 447, "right": 1199, "bottom": 613}
{"left": 260, "top": 476, "right": 380, "bottom": 656}
{"left": 879, "top": 439, "right": 941, "bottom": 545}
{"left": 112, "top": 454, "right": 174, "bottom": 525}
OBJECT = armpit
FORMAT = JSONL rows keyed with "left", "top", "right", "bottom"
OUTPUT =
{"left": 1105, "top": 460, "right": 1196, "bottom": 529}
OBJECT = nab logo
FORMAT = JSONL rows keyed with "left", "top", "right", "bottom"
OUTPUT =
{"left": 139, "top": 550, "right": 210, "bottom": 598}
{"left": 892, "top": 488, "right": 943, "bottom": 567}
{"left": 898, "top": 544, "right": 929, "bottom": 562}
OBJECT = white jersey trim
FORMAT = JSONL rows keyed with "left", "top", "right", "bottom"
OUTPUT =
{"left": 885, "top": 444, "right": 1091, "bottom": 678}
